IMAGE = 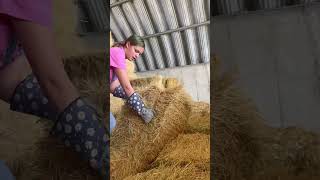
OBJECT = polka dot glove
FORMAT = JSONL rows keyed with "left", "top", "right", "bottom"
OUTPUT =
{"left": 51, "top": 97, "right": 109, "bottom": 172}
{"left": 127, "top": 92, "right": 155, "bottom": 123}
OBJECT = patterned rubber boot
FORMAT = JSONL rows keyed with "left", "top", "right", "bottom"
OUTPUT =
{"left": 10, "top": 74, "right": 57, "bottom": 120}
{"left": 51, "top": 97, "right": 109, "bottom": 173}
{"left": 112, "top": 85, "right": 128, "bottom": 99}
{"left": 127, "top": 92, "right": 155, "bottom": 123}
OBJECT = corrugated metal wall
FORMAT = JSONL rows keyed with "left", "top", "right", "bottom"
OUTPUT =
{"left": 110, "top": 0, "right": 210, "bottom": 72}
{"left": 212, "top": 3, "right": 320, "bottom": 132}
{"left": 213, "top": 0, "right": 320, "bottom": 16}
{"left": 76, "top": 0, "right": 109, "bottom": 33}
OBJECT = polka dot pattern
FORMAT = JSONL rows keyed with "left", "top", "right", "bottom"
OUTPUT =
{"left": 112, "top": 85, "right": 128, "bottom": 99}
{"left": 51, "top": 98, "right": 109, "bottom": 171}
{"left": 10, "top": 74, "right": 57, "bottom": 120}
{"left": 127, "top": 92, "right": 155, "bottom": 123}
{"left": 10, "top": 74, "right": 110, "bottom": 173}
{"left": 127, "top": 92, "right": 145, "bottom": 116}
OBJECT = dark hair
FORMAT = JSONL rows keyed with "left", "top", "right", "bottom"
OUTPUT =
{"left": 112, "top": 34, "right": 145, "bottom": 48}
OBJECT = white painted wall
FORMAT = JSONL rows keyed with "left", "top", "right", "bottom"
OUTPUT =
{"left": 136, "top": 63, "right": 210, "bottom": 103}
{"left": 212, "top": 3, "right": 320, "bottom": 132}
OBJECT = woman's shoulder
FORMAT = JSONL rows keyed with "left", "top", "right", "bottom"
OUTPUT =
{"left": 110, "top": 46, "right": 125, "bottom": 57}
{"left": 110, "top": 46, "right": 124, "bottom": 52}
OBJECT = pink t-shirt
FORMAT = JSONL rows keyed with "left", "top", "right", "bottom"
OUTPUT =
{"left": 0, "top": 0, "right": 52, "bottom": 68}
{"left": 110, "top": 47, "right": 126, "bottom": 82}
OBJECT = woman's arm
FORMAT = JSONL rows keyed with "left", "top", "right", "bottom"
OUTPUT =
{"left": 12, "top": 19, "right": 79, "bottom": 112}
{"left": 114, "top": 68, "right": 135, "bottom": 97}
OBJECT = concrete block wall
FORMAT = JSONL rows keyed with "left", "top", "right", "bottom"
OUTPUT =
{"left": 212, "top": 3, "right": 320, "bottom": 132}
{"left": 136, "top": 63, "right": 210, "bottom": 103}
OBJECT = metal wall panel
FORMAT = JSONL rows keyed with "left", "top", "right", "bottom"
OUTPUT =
{"left": 82, "top": 0, "right": 109, "bottom": 32}
{"left": 111, "top": 0, "right": 147, "bottom": 71}
{"left": 110, "top": 0, "right": 210, "bottom": 72}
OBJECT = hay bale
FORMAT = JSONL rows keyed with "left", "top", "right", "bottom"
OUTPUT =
{"left": 126, "top": 60, "right": 138, "bottom": 80}
{"left": 7, "top": 124, "right": 102, "bottom": 180}
{"left": 63, "top": 53, "right": 107, "bottom": 113}
{"left": 164, "top": 78, "right": 180, "bottom": 89}
{"left": 110, "top": 85, "right": 193, "bottom": 180}
{"left": 63, "top": 53, "right": 105, "bottom": 82}
{"left": 130, "top": 76, "right": 166, "bottom": 91}
{"left": 277, "top": 127, "right": 320, "bottom": 173}
{"left": 153, "top": 133, "right": 210, "bottom": 171}
{"left": 110, "top": 95, "right": 125, "bottom": 118}
{"left": 255, "top": 127, "right": 320, "bottom": 178}
{"left": 212, "top": 55, "right": 320, "bottom": 179}
{"left": 123, "top": 164, "right": 209, "bottom": 180}
{"left": 186, "top": 102, "right": 210, "bottom": 134}
{"left": 212, "top": 56, "right": 267, "bottom": 179}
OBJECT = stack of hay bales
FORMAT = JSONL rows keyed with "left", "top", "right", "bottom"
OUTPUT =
{"left": 110, "top": 84, "right": 193, "bottom": 179}
{"left": 185, "top": 102, "right": 210, "bottom": 134}
{"left": 125, "top": 134, "right": 210, "bottom": 180}
{"left": 110, "top": 32, "right": 210, "bottom": 179}
{"left": 212, "top": 55, "right": 265, "bottom": 180}
{"left": 212, "top": 55, "right": 320, "bottom": 180}
{"left": 110, "top": 58, "right": 210, "bottom": 179}
{"left": 110, "top": 33, "right": 210, "bottom": 179}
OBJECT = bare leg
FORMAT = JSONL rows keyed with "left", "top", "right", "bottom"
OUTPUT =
{"left": 0, "top": 55, "right": 31, "bottom": 102}
{"left": 110, "top": 79, "right": 120, "bottom": 93}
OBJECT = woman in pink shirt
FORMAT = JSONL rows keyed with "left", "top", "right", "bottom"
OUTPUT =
{"left": 0, "top": 0, "right": 108, "bottom": 176}
{"left": 110, "top": 34, "right": 155, "bottom": 132}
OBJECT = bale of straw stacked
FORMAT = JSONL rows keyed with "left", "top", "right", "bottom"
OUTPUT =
{"left": 63, "top": 53, "right": 107, "bottom": 112}
{"left": 130, "top": 75, "right": 166, "bottom": 91}
{"left": 110, "top": 83, "right": 193, "bottom": 180}
{"left": 110, "top": 95, "right": 125, "bottom": 118}
{"left": 119, "top": 124, "right": 210, "bottom": 180}
{"left": 185, "top": 102, "right": 210, "bottom": 134}
{"left": 164, "top": 77, "right": 180, "bottom": 89}
{"left": 253, "top": 127, "right": 320, "bottom": 179}
{"left": 212, "top": 55, "right": 266, "bottom": 179}
{"left": 153, "top": 133, "right": 210, "bottom": 170}
{"left": 126, "top": 60, "right": 137, "bottom": 80}
{"left": 123, "top": 164, "right": 209, "bottom": 180}
{"left": 8, "top": 128, "right": 103, "bottom": 180}
{"left": 212, "top": 55, "right": 320, "bottom": 179}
